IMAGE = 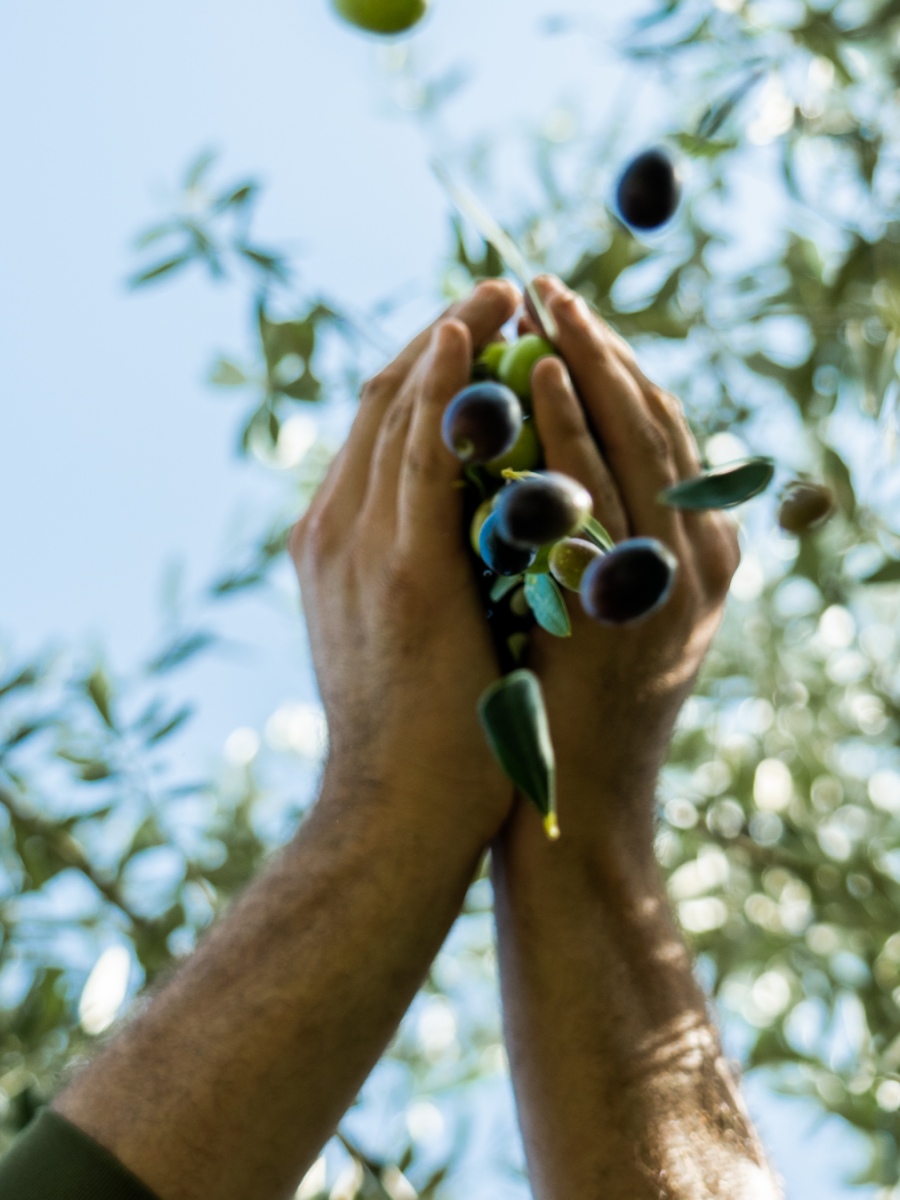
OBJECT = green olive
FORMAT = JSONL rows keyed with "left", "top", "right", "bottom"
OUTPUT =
{"left": 549, "top": 538, "right": 604, "bottom": 592}
{"left": 475, "top": 341, "right": 507, "bottom": 379}
{"left": 485, "top": 418, "right": 542, "bottom": 477}
{"left": 498, "top": 335, "right": 556, "bottom": 401}
{"left": 332, "top": 0, "right": 428, "bottom": 35}
{"left": 470, "top": 498, "right": 495, "bottom": 556}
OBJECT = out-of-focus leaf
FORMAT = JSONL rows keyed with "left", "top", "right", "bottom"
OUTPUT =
{"left": 86, "top": 668, "right": 115, "bottom": 729}
{"left": 146, "top": 706, "right": 194, "bottom": 744}
{"left": 583, "top": 514, "right": 615, "bottom": 551}
{"left": 524, "top": 573, "right": 572, "bottom": 637}
{"left": 566, "top": 226, "right": 650, "bottom": 303}
{"left": 147, "top": 632, "right": 217, "bottom": 675}
{"left": 128, "top": 254, "right": 192, "bottom": 288}
{"left": 209, "top": 358, "right": 248, "bottom": 387}
{"left": 659, "top": 458, "right": 775, "bottom": 510}
{"left": 863, "top": 560, "right": 900, "bottom": 584}
{"left": 216, "top": 182, "right": 257, "bottom": 210}
{"left": 184, "top": 148, "right": 217, "bottom": 189}
{"left": 78, "top": 761, "right": 113, "bottom": 782}
{"left": 278, "top": 368, "right": 321, "bottom": 402}
{"left": 0, "top": 665, "right": 39, "bottom": 700}
{"left": 822, "top": 446, "right": 856, "bottom": 517}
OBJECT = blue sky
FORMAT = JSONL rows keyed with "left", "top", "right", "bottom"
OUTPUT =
{"left": 0, "top": 0, "right": 876, "bottom": 1194}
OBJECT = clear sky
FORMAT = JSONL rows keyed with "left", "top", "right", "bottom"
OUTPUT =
{"left": 0, "top": 0, "right": 875, "bottom": 1194}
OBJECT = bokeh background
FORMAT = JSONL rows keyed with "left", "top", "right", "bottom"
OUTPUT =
{"left": 3, "top": 0, "right": 900, "bottom": 1195}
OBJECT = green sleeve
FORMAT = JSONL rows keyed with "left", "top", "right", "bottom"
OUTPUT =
{"left": 0, "top": 1108, "right": 161, "bottom": 1199}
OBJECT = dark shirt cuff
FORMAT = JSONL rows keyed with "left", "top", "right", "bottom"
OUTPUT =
{"left": 0, "top": 1108, "right": 161, "bottom": 1200}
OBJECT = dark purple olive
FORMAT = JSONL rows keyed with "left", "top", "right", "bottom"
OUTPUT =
{"left": 778, "top": 482, "right": 835, "bottom": 534}
{"left": 441, "top": 382, "right": 523, "bottom": 464}
{"left": 495, "top": 472, "right": 593, "bottom": 548}
{"left": 478, "top": 511, "right": 537, "bottom": 576}
{"left": 580, "top": 537, "right": 678, "bottom": 625}
{"left": 616, "top": 149, "right": 681, "bottom": 231}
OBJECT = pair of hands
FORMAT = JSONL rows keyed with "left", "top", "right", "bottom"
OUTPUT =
{"left": 289, "top": 276, "right": 739, "bottom": 848}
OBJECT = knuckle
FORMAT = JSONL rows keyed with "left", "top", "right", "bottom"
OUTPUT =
{"left": 636, "top": 417, "right": 672, "bottom": 468}
{"left": 362, "top": 364, "right": 402, "bottom": 405}
{"left": 299, "top": 507, "right": 339, "bottom": 563}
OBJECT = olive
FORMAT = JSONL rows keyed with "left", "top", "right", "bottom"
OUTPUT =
{"left": 441, "top": 382, "right": 523, "bottom": 464}
{"left": 580, "top": 537, "right": 678, "bottom": 625}
{"left": 475, "top": 341, "right": 507, "bottom": 379}
{"left": 549, "top": 537, "right": 604, "bottom": 593}
{"left": 778, "top": 482, "right": 835, "bottom": 533}
{"left": 469, "top": 498, "right": 495, "bottom": 556}
{"left": 495, "top": 472, "right": 593, "bottom": 548}
{"left": 332, "top": 0, "right": 428, "bottom": 34}
{"left": 498, "top": 335, "right": 556, "bottom": 401}
{"left": 616, "top": 149, "right": 681, "bottom": 231}
{"left": 479, "top": 511, "right": 538, "bottom": 576}
{"left": 485, "top": 418, "right": 542, "bottom": 477}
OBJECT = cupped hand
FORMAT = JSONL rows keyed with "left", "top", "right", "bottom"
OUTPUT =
{"left": 290, "top": 280, "right": 520, "bottom": 840}
{"left": 521, "top": 276, "right": 740, "bottom": 835}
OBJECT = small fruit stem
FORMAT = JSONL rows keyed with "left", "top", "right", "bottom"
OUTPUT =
{"left": 543, "top": 811, "right": 561, "bottom": 841}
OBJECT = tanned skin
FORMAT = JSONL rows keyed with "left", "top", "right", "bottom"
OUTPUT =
{"left": 495, "top": 276, "right": 782, "bottom": 1198}
{"left": 52, "top": 276, "right": 781, "bottom": 1200}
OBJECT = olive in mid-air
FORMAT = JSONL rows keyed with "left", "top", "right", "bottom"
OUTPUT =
{"left": 441, "top": 382, "right": 523, "bottom": 464}
{"left": 777, "top": 482, "right": 835, "bottom": 534}
{"left": 495, "top": 471, "right": 593, "bottom": 548}
{"left": 549, "top": 537, "right": 604, "bottom": 593}
{"left": 478, "top": 511, "right": 538, "bottom": 576}
{"left": 616, "top": 149, "right": 681, "bottom": 230}
{"left": 332, "top": 0, "right": 428, "bottom": 34}
{"left": 580, "top": 537, "right": 678, "bottom": 625}
{"left": 498, "top": 335, "right": 556, "bottom": 401}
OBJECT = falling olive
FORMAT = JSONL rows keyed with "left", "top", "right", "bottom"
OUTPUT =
{"left": 495, "top": 472, "right": 593, "bottom": 549}
{"left": 616, "top": 148, "right": 682, "bottom": 231}
{"left": 441, "top": 382, "right": 523, "bottom": 464}
{"left": 777, "top": 482, "right": 835, "bottom": 533}
{"left": 580, "top": 537, "right": 678, "bottom": 625}
{"left": 332, "top": 0, "right": 428, "bottom": 34}
{"left": 549, "top": 538, "right": 604, "bottom": 593}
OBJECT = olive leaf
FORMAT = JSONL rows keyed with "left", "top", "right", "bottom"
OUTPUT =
{"left": 863, "top": 559, "right": 900, "bottom": 584}
{"left": 490, "top": 574, "right": 522, "bottom": 602}
{"left": 477, "top": 669, "right": 558, "bottom": 838}
{"left": 658, "top": 457, "right": 775, "bottom": 510}
{"left": 582, "top": 514, "right": 615, "bottom": 551}
{"left": 524, "top": 573, "right": 571, "bottom": 637}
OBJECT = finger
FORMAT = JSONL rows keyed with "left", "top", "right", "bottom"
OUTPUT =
{"left": 530, "top": 357, "right": 629, "bottom": 543}
{"left": 318, "top": 279, "right": 521, "bottom": 526}
{"left": 397, "top": 319, "right": 472, "bottom": 557}
{"left": 535, "top": 275, "right": 683, "bottom": 542}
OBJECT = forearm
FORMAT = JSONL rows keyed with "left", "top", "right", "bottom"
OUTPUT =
{"left": 492, "top": 771, "right": 781, "bottom": 1200}
{"left": 54, "top": 762, "right": 492, "bottom": 1200}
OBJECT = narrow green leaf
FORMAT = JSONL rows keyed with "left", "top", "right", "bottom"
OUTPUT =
{"left": 477, "top": 669, "right": 558, "bottom": 836}
{"left": 490, "top": 574, "right": 522, "bottom": 602}
{"left": 278, "top": 368, "right": 321, "bottom": 402}
{"left": 582, "top": 514, "right": 615, "bottom": 551}
{"left": 863, "top": 560, "right": 900, "bottom": 584}
{"left": 147, "top": 632, "right": 216, "bottom": 675}
{"left": 184, "top": 148, "right": 217, "bottom": 189}
{"left": 79, "top": 761, "right": 113, "bottom": 782}
{"left": 86, "top": 669, "right": 115, "bottom": 729}
{"left": 146, "top": 706, "right": 194, "bottom": 744}
{"left": 209, "top": 358, "right": 247, "bottom": 387}
{"left": 658, "top": 457, "right": 775, "bottom": 510}
{"left": 128, "top": 254, "right": 192, "bottom": 288}
{"left": 524, "top": 573, "right": 572, "bottom": 637}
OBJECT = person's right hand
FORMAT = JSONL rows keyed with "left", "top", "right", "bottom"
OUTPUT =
{"left": 290, "top": 280, "right": 521, "bottom": 845}
{"left": 520, "top": 276, "right": 741, "bottom": 845}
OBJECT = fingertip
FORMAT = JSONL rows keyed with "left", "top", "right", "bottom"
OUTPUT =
{"left": 433, "top": 316, "right": 471, "bottom": 358}
{"left": 531, "top": 353, "right": 572, "bottom": 395}
{"left": 474, "top": 276, "right": 520, "bottom": 316}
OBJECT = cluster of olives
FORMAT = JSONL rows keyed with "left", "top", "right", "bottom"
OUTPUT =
{"left": 442, "top": 337, "right": 679, "bottom": 662}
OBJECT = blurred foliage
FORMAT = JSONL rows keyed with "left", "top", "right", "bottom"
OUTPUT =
{"left": 6, "top": 0, "right": 900, "bottom": 1195}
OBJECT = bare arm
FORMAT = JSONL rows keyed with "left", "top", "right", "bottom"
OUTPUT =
{"left": 53, "top": 280, "right": 520, "bottom": 1200}
{"left": 492, "top": 276, "right": 782, "bottom": 1199}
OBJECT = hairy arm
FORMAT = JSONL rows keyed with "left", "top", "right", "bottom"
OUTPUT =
{"left": 53, "top": 280, "right": 520, "bottom": 1200}
{"left": 492, "top": 276, "right": 782, "bottom": 1199}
